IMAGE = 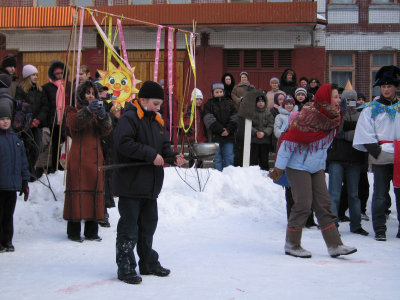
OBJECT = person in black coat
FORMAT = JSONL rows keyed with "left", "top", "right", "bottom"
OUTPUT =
{"left": 15, "top": 65, "right": 49, "bottom": 181}
{"left": 279, "top": 68, "right": 298, "bottom": 97}
{"left": 308, "top": 78, "right": 321, "bottom": 96}
{"left": 42, "top": 60, "right": 71, "bottom": 173}
{"left": 113, "top": 81, "right": 185, "bottom": 284}
{"left": 221, "top": 73, "right": 235, "bottom": 100}
{"left": 203, "top": 82, "right": 238, "bottom": 171}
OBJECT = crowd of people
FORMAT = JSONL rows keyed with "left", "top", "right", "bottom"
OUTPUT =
{"left": 0, "top": 54, "right": 399, "bottom": 284}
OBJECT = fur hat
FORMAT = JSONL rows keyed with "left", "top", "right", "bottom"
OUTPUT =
{"left": 76, "top": 80, "right": 100, "bottom": 107}
{"left": 373, "top": 65, "right": 400, "bottom": 87}
{"left": 240, "top": 71, "right": 249, "bottom": 79}
{"left": 238, "top": 89, "right": 266, "bottom": 120}
{"left": 138, "top": 80, "right": 165, "bottom": 100}
{"left": 270, "top": 77, "right": 279, "bottom": 85}
{"left": 0, "top": 74, "right": 12, "bottom": 88}
{"left": 22, "top": 65, "right": 38, "bottom": 79}
{"left": 0, "top": 105, "right": 12, "bottom": 119}
{"left": 48, "top": 60, "right": 68, "bottom": 81}
{"left": 295, "top": 87, "right": 307, "bottom": 98}
{"left": 1, "top": 55, "right": 17, "bottom": 69}
{"left": 210, "top": 82, "right": 224, "bottom": 98}
{"left": 191, "top": 88, "right": 203, "bottom": 100}
{"left": 282, "top": 95, "right": 295, "bottom": 107}
{"left": 299, "top": 77, "right": 308, "bottom": 84}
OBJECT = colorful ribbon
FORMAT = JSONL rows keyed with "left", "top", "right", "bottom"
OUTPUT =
{"left": 107, "top": 17, "right": 112, "bottom": 71}
{"left": 75, "top": 7, "right": 84, "bottom": 99}
{"left": 168, "top": 27, "right": 173, "bottom": 140}
{"left": 154, "top": 25, "right": 162, "bottom": 82}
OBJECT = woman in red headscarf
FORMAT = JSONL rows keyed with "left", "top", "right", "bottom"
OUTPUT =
{"left": 268, "top": 83, "right": 357, "bottom": 259}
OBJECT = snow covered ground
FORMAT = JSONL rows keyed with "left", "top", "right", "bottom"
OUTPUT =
{"left": 1, "top": 167, "right": 399, "bottom": 300}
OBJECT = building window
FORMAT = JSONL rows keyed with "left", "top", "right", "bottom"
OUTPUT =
{"left": 152, "top": 0, "right": 169, "bottom": 3}
{"left": 93, "top": 0, "right": 130, "bottom": 5}
{"left": 330, "top": 0, "right": 354, "bottom": 4}
{"left": 191, "top": 0, "right": 227, "bottom": 2}
{"left": 329, "top": 53, "right": 355, "bottom": 88}
{"left": 371, "top": 0, "right": 395, "bottom": 3}
{"left": 252, "top": 0, "right": 291, "bottom": 2}
{"left": 371, "top": 53, "right": 396, "bottom": 99}
{"left": 226, "top": 50, "right": 292, "bottom": 70}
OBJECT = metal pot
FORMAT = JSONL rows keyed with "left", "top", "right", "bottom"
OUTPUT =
{"left": 192, "top": 143, "right": 219, "bottom": 157}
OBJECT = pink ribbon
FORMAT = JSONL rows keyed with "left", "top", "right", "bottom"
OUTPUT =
{"left": 117, "top": 18, "right": 136, "bottom": 97}
{"left": 75, "top": 7, "right": 84, "bottom": 101}
{"left": 168, "top": 27, "right": 173, "bottom": 140}
{"left": 154, "top": 25, "right": 162, "bottom": 82}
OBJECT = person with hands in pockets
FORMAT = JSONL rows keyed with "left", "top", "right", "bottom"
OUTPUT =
{"left": 0, "top": 105, "right": 30, "bottom": 253}
{"left": 113, "top": 81, "right": 186, "bottom": 285}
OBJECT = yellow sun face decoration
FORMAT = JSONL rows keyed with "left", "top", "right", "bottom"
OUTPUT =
{"left": 97, "top": 62, "right": 141, "bottom": 108}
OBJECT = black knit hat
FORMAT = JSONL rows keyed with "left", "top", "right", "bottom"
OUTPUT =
{"left": 0, "top": 105, "right": 12, "bottom": 119}
{"left": 256, "top": 95, "right": 266, "bottom": 102}
{"left": 0, "top": 74, "right": 12, "bottom": 88}
{"left": 299, "top": 77, "right": 308, "bottom": 84}
{"left": 2, "top": 55, "right": 17, "bottom": 69}
{"left": 138, "top": 81, "right": 165, "bottom": 100}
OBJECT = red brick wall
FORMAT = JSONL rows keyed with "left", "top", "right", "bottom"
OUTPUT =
{"left": 292, "top": 46, "right": 326, "bottom": 85}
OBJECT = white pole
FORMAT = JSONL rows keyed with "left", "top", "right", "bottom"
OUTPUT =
{"left": 243, "top": 118, "right": 252, "bottom": 167}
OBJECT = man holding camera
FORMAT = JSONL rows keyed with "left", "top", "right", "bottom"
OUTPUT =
{"left": 327, "top": 88, "right": 369, "bottom": 236}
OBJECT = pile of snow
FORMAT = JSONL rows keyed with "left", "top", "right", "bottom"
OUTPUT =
{"left": 3, "top": 167, "right": 399, "bottom": 299}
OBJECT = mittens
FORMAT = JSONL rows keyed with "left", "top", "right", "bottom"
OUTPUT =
{"left": 97, "top": 106, "right": 106, "bottom": 120}
{"left": 268, "top": 167, "right": 284, "bottom": 182}
{"left": 87, "top": 99, "right": 100, "bottom": 113}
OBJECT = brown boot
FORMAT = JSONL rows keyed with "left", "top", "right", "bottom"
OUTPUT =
{"left": 285, "top": 228, "right": 312, "bottom": 258}
{"left": 321, "top": 223, "right": 357, "bottom": 258}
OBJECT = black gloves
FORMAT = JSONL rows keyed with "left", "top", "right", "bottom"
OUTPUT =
{"left": 364, "top": 143, "right": 382, "bottom": 159}
{"left": 87, "top": 99, "right": 100, "bottom": 113}
{"left": 19, "top": 180, "right": 29, "bottom": 202}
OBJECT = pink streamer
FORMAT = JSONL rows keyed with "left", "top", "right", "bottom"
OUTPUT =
{"left": 154, "top": 25, "right": 162, "bottom": 82}
{"left": 168, "top": 28, "right": 173, "bottom": 140}
{"left": 117, "top": 18, "right": 136, "bottom": 97}
{"left": 75, "top": 7, "right": 84, "bottom": 101}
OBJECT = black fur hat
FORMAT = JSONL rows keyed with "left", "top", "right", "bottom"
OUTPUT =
{"left": 76, "top": 80, "right": 100, "bottom": 107}
{"left": 2, "top": 55, "right": 17, "bottom": 69}
{"left": 138, "top": 80, "right": 165, "bottom": 100}
{"left": 373, "top": 65, "right": 400, "bottom": 87}
{"left": 48, "top": 60, "right": 68, "bottom": 81}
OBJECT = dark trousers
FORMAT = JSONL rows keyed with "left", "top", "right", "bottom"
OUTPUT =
{"left": 0, "top": 191, "right": 17, "bottom": 245}
{"left": 50, "top": 125, "right": 64, "bottom": 172}
{"left": 233, "top": 142, "right": 244, "bottom": 167}
{"left": 285, "top": 187, "right": 317, "bottom": 226}
{"left": 250, "top": 143, "right": 270, "bottom": 171}
{"left": 286, "top": 168, "right": 337, "bottom": 230}
{"left": 67, "top": 220, "right": 99, "bottom": 238}
{"left": 22, "top": 127, "right": 43, "bottom": 176}
{"left": 339, "top": 172, "right": 369, "bottom": 216}
{"left": 116, "top": 197, "right": 160, "bottom": 275}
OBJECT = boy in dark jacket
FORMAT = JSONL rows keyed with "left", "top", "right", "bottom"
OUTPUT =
{"left": 0, "top": 105, "right": 30, "bottom": 253}
{"left": 203, "top": 82, "right": 238, "bottom": 171}
{"left": 113, "top": 81, "right": 185, "bottom": 284}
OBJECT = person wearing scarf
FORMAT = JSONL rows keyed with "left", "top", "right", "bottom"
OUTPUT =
{"left": 268, "top": 83, "right": 357, "bottom": 259}
{"left": 353, "top": 65, "right": 400, "bottom": 241}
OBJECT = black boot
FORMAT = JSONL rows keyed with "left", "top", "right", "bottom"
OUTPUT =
{"left": 141, "top": 266, "right": 171, "bottom": 277}
{"left": 3, "top": 242, "right": 15, "bottom": 252}
{"left": 118, "top": 270, "right": 142, "bottom": 284}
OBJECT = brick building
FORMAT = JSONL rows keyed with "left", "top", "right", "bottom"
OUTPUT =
{"left": 0, "top": 0, "right": 327, "bottom": 107}
{"left": 322, "top": 0, "right": 400, "bottom": 101}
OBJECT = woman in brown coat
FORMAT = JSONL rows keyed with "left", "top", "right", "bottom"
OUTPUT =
{"left": 63, "top": 81, "right": 111, "bottom": 242}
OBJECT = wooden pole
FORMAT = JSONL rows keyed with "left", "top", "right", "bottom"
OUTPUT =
{"left": 243, "top": 119, "right": 252, "bottom": 168}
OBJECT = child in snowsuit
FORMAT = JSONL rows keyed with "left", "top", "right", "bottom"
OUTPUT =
{"left": 203, "top": 82, "right": 238, "bottom": 171}
{"left": 250, "top": 95, "right": 274, "bottom": 170}
{"left": 0, "top": 105, "right": 30, "bottom": 253}
{"left": 113, "top": 81, "right": 186, "bottom": 285}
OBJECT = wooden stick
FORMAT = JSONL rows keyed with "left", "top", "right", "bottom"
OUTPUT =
{"left": 70, "top": 5, "right": 196, "bottom": 35}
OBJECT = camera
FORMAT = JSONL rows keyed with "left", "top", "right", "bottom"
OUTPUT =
{"left": 98, "top": 101, "right": 103, "bottom": 107}
{"left": 345, "top": 99, "right": 357, "bottom": 107}
{"left": 106, "top": 92, "right": 117, "bottom": 101}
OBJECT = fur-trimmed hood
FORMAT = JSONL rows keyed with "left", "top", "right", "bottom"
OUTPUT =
{"left": 280, "top": 68, "right": 297, "bottom": 87}
{"left": 48, "top": 60, "right": 69, "bottom": 82}
{"left": 76, "top": 80, "right": 100, "bottom": 108}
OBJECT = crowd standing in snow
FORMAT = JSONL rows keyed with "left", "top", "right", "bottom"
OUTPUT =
{"left": 0, "top": 54, "right": 399, "bottom": 284}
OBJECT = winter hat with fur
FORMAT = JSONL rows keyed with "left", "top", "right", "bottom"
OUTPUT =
{"left": 48, "top": 60, "right": 68, "bottom": 81}
{"left": 282, "top": 95, "right": 295, "bottom": 107}
{"left": 139, "top": 80, "right": 165, "bottom": 100}
{"left": 299, "top": 77, "right": 308, "bottom": 84}
{"left": 0, "top": 105, "right": 12, "bottom": 119}
{"left": 270, "top": 77, "right": 280, "bottom": 85}
{"left": 191, "top": 88, "right": 203, "bottom": 100}
{"left": 210, "top": 82, "right": 224, "bottom": 98}
{"left": 76, "top": 80, "right": 100, "bottom": 107}
{"left": 22, "top": 65, "right": 38, "bottom": 79}
{"left": 2, "top": 55, "right": 17, "bottom": 69}
{"left": 0, "top": 74, "right": 12, "bottom": 88}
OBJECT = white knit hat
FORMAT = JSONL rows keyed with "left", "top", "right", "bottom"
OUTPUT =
{"left": 22, "top": 64, "right": 38, "bottom": 79}
{"left": 191, "top": 88, "right": 203, "bottom": 100}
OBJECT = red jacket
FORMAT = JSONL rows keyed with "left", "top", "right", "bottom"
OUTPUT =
{"left": 184, "top": 105, "right": 207, "bottom": 143}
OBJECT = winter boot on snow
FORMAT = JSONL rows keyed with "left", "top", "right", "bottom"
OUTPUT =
{"left": 321, "top": 223, "right": 357, "bottom": 258}
{"left": 284, "top": 228, "right": 312, "bottom": 258}
{"left": 118, "top": 270, "right": 142, "bottom": 284}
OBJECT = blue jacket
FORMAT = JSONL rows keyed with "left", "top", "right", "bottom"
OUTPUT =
{"left": 113, "top": 101, "right": 178, "bottom": 199}
{"left": 0, "top": 128, "right": 30, "bottom": 191}
{"left": 275, "top": 138, "right": 332, "bottom": 174}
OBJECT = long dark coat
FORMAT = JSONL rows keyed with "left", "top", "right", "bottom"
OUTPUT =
{"left": 63, "top": 81, "right": 111, "bottom": 221}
